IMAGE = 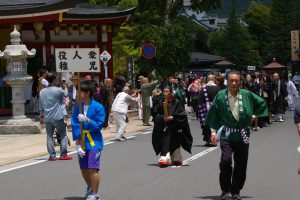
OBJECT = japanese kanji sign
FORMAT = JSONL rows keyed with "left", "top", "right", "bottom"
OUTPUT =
{"left": 55, "top": 48, "right": 100, "bottom": 72}
{"left": 126, "top": 57, "right": 134, "bottom": 87}
{"left": 291, "top": 30, "right": 300, "bottom": 61}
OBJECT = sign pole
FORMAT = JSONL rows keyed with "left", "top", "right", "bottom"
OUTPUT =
{"left": 77, "top": 72, "right": 84, "bottom": 149}
{"left": 104, "top": 63, "right": 108, "bottom": 79}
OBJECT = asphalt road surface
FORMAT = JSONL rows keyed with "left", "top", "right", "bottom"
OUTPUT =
{"left": 0, "top": 111, "right": 299, "bottom": 200}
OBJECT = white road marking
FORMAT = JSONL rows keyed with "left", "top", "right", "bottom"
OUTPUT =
{"left": 0, "top": 160, "right": 46, "bottom": 174}
{"left": 104, "top": 141, "right": 115, "bottom": 145}
{"left": 142, "top": 131, "right": 152, "bottom": 135}
{"left": 171, "top": 147, "right": 218, "bottom": 168}
{"left": 0, "top": 131, "right": 146, "bottom": 174}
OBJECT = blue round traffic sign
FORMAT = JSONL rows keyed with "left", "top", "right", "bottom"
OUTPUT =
{"left": 142, "top": 43, "right": 156, "bottom": 59}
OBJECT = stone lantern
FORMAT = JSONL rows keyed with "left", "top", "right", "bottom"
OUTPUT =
{"left": 0, "top": 25, "right": 36, "bottom": 118}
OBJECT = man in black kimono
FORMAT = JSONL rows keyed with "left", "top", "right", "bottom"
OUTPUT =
{"left": 152, "top": 86, "right": 193, "bottom": 167}
{"left": 272, "top": 73, "right": 288, "bottom": 122}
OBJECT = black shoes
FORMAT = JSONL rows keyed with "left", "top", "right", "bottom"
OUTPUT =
{"left": 232, "top": 194, "right": 242, "bottom": 200}
{"left": 220, "top": 192, "right": 230, "bottom": 200}
{"left": 220, "top": 192, "right": 241, "bottom": 200}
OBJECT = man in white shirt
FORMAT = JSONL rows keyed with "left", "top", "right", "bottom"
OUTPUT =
{"left": 292, "top": 72, "right": 300, "bottom": 92}
{"left": 111, "top": 86, "right": 140, "bottom": 141}
{"left": 286, "top": 78, "right": 298, "bottom": 110}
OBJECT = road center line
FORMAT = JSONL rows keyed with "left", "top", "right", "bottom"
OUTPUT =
{"left": 172, "top": 147, "right": 218, "bottom": 168}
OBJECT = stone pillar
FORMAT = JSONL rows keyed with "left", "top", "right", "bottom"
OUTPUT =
{"left": 5, "top": 78, "right": 31, "bottom": 118}
{"left": 0, "top": 25, "right": 36, "bottom": 118}
{"left": 0, "top": 26, "right": 40, "bottom": 134}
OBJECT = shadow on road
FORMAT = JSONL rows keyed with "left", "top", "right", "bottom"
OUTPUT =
{"left": 63, "top": 197, "right": 84, "bottom": 200}
{"left": 194, "top": 195, "right": 220, "bottom": 199}
{"left": 195, "top": 195, "right": 253, "bottom": 199}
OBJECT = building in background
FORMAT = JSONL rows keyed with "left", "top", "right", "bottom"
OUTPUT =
{"left": 0, "top": 0, "right": 135, "bottom": 116}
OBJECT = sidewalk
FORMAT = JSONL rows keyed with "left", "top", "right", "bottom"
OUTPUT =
{"left": 0, "top": 116, "right": 153, "bottom": 166}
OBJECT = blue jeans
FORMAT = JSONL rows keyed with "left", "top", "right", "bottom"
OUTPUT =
{"left": 45, "top": 119, "right": 68, "bottom": 157}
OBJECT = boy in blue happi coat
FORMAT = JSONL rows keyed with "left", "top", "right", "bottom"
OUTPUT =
{"left": 72, "top": 80, "right": 106, "bottom": 200}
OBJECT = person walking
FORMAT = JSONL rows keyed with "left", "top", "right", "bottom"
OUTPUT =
{"left": 152, "top": 86, "right": 193, "bottom": 167}
{"left": 141, "top": 77, "right": 158, "bottom": 126}
{"left": 188, "top": 78, "right": 202, "bottom": 120}
{"left": 285, "top": 77, "right": 298, "bottom": 111}
{"left": 205, "top": 71, "right": 268, "bottom": 200}
{"left": 39, "top": 73, "right": 72, "bottom": 161}
{"left": 293, "top": 101, "right": 300, "bottom": 175}
{"left": 292, "top": 72, "right": 300, "bottom": 92}
{"left": 71, "top": 80, "right": 106, "bottom": 200}
{"left": 111, "top": 86, "right": 140, "bottom": 141}
{"left": 198, "top": 75, "right": 220, "bottom": 146}
{"left": 105, "top": 78, "right": 115, "bottom": 128}
{"left": 243, "top": 74, "right": 260, "bottom": 131}
{"left": 272, "top": 73, "right": 288, "bottom": 122}
{"left": 68, "top": 74, "right": 79, "bottom": 112}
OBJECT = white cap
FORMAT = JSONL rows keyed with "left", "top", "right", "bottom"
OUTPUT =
{"left": 41, "top": 79, "right": 49, "bottom": 87}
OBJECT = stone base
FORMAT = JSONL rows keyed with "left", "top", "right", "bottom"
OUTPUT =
{"left": 0, "top": 117, "right": 41, "bottom": 134}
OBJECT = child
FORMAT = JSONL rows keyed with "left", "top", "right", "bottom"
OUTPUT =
{"left": 72, "top": 80, "right": 106, "bottom": 200}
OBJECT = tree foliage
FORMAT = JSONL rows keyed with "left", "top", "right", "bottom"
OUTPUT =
{"left": 132, "top": 18, "right": 196, "bottom": 76}
{"left": 78, "top": 0, "right": 137, "bottom": 7}
{"left": 113, "top": 26, "right": 140, "bottom": 76}
{"left": 79, "top": 0, "right": 222, "bottom": 77}
{"left": 269, "top": 0, "right": 299, "bottom": 64}
{"left": 243, "top": 1, "right": 271, "bottom": 64}
{"left": 209, "top": 3, "right": 261, "bottom": 69}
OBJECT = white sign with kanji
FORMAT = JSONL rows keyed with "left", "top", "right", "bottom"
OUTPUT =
{"left": 100, "top": 50, "right": 111, "bottom": 63}
{"left": 55, "top": 48, "right": 100, "bottom": 72}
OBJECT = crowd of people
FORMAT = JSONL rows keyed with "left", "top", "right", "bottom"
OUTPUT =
{"left": 34, "top": 69, "right": 299, "bottom": 200}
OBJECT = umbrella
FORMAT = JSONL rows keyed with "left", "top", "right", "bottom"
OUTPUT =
{"left": 263, "top": 58, "right": 286, "bottom": 69}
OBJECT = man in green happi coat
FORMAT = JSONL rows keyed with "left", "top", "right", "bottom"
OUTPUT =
{"left": 205, "top": 71, "right": 268, "bottom": 200}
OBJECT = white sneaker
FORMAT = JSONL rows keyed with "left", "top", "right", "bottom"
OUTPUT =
{"left": 86, "top": 194, "right": 100, "bottom": 200}
{"left": 84, "top": 187, "right": 93, "bottom": 198}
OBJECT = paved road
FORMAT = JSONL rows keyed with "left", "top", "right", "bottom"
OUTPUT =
{"left": 0, "top": 112, "right": 299, "bottom": 200}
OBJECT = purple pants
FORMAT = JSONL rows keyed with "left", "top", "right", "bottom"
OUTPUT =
{"left": 78, "top": 149, "right": 101, "bottom": 170}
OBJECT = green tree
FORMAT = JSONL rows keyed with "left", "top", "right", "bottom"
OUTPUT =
{"left": 78, "top": 0, "right": 120, "bottom": 6}
{"left": 131, "top": 1, "right": 221, "bottom": 76}
{"left": 78, "top": 0, "right": 137, "bottom": 7}
{"left": 79, "top": 0, "right": 222, "bottom": 77}
{"left": 113, "top": 26, "right": 140, "bottom": 76}
{"left": 132, "top": 19, "right": 196, "bottom": 76}
{"left": 117, "top": 0, "right": 138, "bottom": 7}
{"left": 269, "top": 0, "right": 299, "bottom": 64}
{"left": 209, "top": 2, "right": 261, "bottom": 69}
{"left": 243, "top": 1, "right": 271, "bottom": 64}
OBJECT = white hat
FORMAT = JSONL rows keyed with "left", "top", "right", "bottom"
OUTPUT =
{"left": 41, "top": 78, "right": 49, "bottom": 87}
